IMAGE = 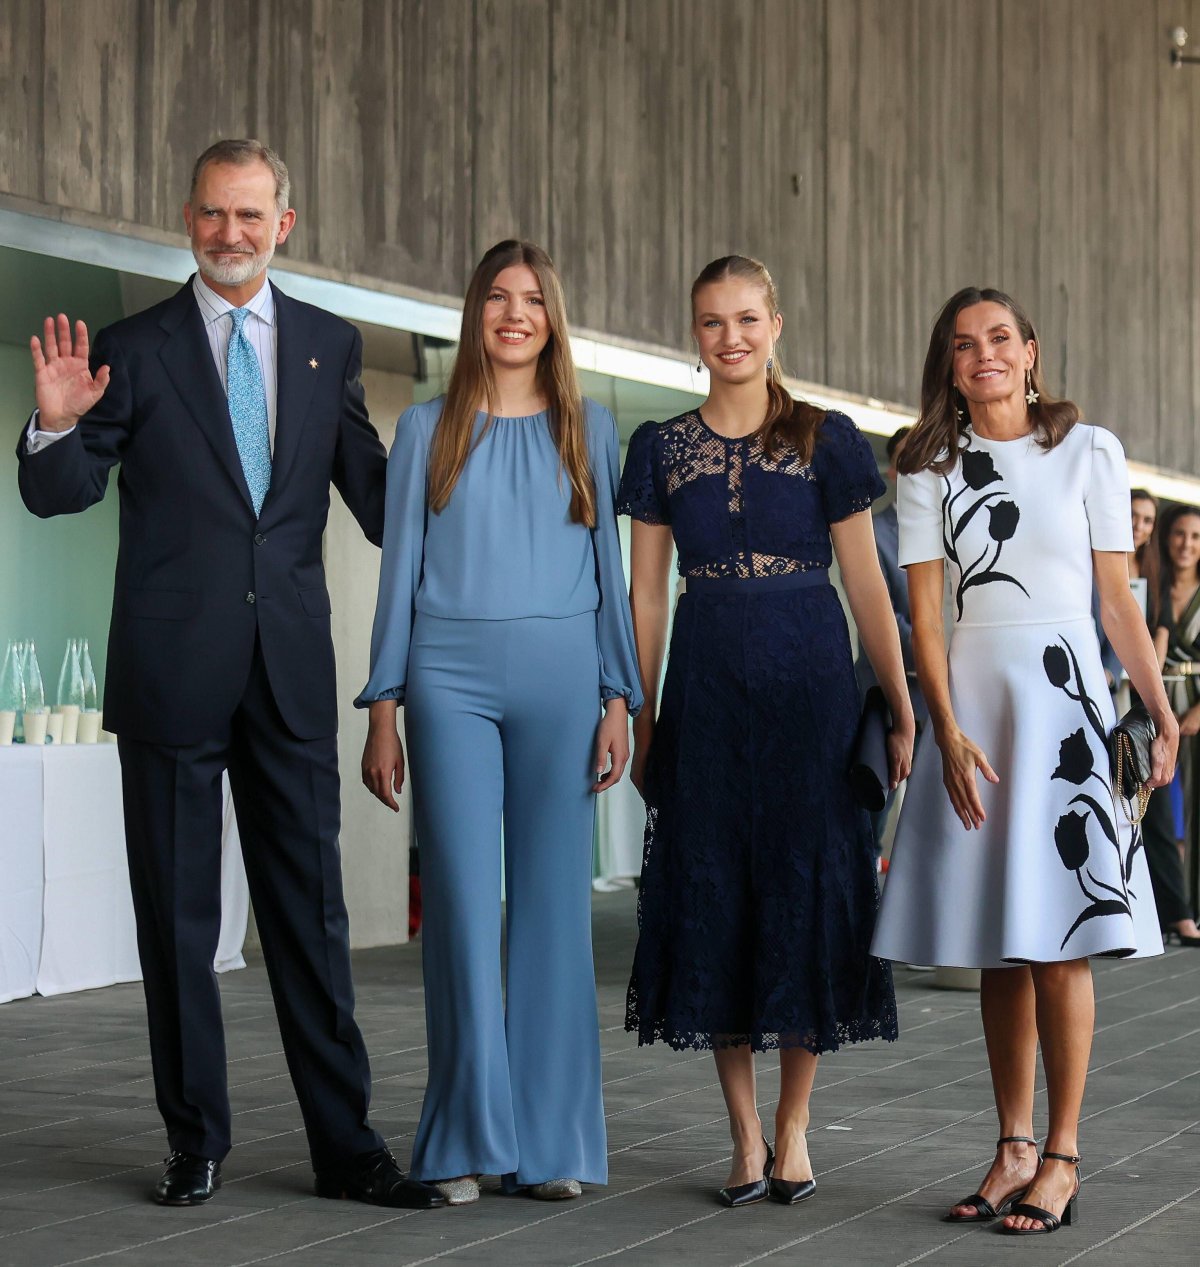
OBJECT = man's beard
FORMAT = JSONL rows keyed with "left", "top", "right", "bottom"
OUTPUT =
{"left": 193, "top": 239, "right": 275, "bottom": 287}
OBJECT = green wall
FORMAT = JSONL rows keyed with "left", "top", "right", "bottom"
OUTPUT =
{"left": 0, "top": 248, "right": 125, "bottom": 699}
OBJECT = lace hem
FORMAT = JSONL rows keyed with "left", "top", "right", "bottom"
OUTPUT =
{"left": 623, "top": 1012, "right": 900, "bottom": 1056}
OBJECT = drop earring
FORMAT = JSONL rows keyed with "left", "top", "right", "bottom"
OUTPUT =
{"left": 696, "top": 356, "right": 704, "bottom": 373}
{"left": 1025, "top": 369, "right": 1039, "bottom": 406}
{"left": 766, "top": 355, "right": 774, "bottom": 372}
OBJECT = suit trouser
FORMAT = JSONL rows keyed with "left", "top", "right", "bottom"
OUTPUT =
{"left": 404, "top": 612, "right": 607, "bottom": 1184}
{"left": 117, "top": 637, "right": 384, "bottom": 1166}
{"left": 1142, "top": 782, "right": 1192, "bottom": 926}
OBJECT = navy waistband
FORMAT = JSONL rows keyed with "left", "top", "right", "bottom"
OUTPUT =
{"left": 682, "top": 569, "right": 830, "bottom": 595}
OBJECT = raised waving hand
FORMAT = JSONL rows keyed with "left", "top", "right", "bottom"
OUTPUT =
{"left": 30, "top": 314, "right": 110, "bottom": 432}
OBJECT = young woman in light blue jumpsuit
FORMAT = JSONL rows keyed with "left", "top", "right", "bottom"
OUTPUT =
{"left": 357, "top": 241, "right": 642, "bottom": 1197}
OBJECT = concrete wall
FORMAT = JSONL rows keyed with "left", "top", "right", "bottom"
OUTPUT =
{"left": 2, "top": 0, "right": 1199, "bottom": 473}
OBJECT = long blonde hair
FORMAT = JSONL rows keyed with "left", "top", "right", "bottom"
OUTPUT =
{"left": 690, "top": 255, "right": 825, "bottom": 463}
{"left": 428, "top": 240, "right": 596, "bottom": 527}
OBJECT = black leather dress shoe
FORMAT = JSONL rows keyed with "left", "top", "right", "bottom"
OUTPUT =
{"left": 314, "top": 1148, "right": 446, "bottom": 1209}
{"left": 769, "top": 1175, "right": 817, "bottom": 1205}
{"left": 153, "top": 1151, "right": 222, "bottom": 1206}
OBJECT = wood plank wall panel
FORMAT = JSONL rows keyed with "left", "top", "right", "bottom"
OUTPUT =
{"left": 826, "top": 0, "right": 920, "bottom": 403}
{"left": 749, "top": 0, "right": 827, "bottom": 388}
{"left": 548, "top": 0, "right": 686, "bottom": 350}
{"left": 0, "top": 0, "right": 45, "bottom": 205}
{"left": 911, "top": 0, "right": 1001, "bottom": 362}
{"left": 358, "top": 0, "right": 475, "bottom": 296}
{"left": 2, "top": 1, "right": 1198, "bottom": 472}
{"left": 470, "top": 0, "right": 552, "bottom": 260}
{"left": 1156, "top": 0, "right": 1200, "bottom": 477}
{"left": 998, "top": 1, "right": 1076, "bottom": 398}
{"left": 41, "top": 0, "right": 139, "bottom": 221}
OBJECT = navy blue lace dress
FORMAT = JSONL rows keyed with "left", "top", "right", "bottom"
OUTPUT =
{"left": 618, "top": 409, "right": 898, "bottom": 1053}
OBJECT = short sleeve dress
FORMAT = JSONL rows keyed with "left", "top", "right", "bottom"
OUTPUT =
{"left": 871, "top": 424, "right": 1164, "bottom": 967}
{"left": 618, "top": 409, "right": 898, "bottom": 1053}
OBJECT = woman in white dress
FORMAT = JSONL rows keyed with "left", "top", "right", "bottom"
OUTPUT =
{"left": 872, "top": 288, "right": 1177, "bottom": 1236}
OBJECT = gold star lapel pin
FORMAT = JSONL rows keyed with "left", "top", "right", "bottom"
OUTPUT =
{"left": 308, "top": 357, "right": 319, "bottom": 369}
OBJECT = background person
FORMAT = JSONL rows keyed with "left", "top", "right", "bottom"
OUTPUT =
{"left": 359, "top": 240, "right": 641, "bottom": 1205}
{"left": 621, "top": 254, "right": 912, "bottom": 1210}
{"left": 16, "top": 139, "right": 442, "bottom": 1211}
{"left": 1151, "top": 505, "right": 1200, "bottom": 944}
{"left": 855, "top": 424, "right": 928, "bottom": 854}
{"left": 871, "top": 287, "right": 1175, "bottom": 1236}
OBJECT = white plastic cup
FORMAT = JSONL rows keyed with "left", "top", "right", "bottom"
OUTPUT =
{"left": 77, "top": 710, "right": 101, "bottom": 744}
{"left": 23, "top": 710, "right": 49, "bottom": 745}
{"left": 0, "top": 710, "right": 14, "bottom": 745}
{"left": 46, "top": 713, "right": 65, "bottom": 744}
{"left": 58, "top": 703, "right": 80, "bottom": 745}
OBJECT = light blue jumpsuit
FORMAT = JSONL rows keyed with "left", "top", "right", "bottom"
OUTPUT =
{"left": 356, "top": 397, "right": 642, "bottom": 1185}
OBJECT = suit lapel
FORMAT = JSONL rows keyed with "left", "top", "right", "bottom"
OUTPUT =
{"left": 157, "top": 282, "right": 255, "bottom": 513}
{"left": 270, "top": 284, "right": 319, "bottom": 500}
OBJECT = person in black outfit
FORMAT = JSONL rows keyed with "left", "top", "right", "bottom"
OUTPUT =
{"left": 16, "top": 139, "right": 444, "bottom": 1210}
{"left": 855, "top": 426, "right": 928, "bottom": 853}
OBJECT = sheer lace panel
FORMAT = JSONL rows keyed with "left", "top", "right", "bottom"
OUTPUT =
{"left": 662, "top": 413, "right": 821, "bottom": 579}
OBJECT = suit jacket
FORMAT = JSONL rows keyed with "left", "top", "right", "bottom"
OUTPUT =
{"left": 855, "top": 502, "right": 928, "bottom": 723}
{"left": 17, "top": 278, "right": 387, "bottom": 745}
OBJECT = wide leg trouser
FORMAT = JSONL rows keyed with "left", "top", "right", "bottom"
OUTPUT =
{"left": 118, "top": 638, "right": 384, "bottom": 1166}
{"left": 404, "top": 612, "right": 607, "bottom": 1184}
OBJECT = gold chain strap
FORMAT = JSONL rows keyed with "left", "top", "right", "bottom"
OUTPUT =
{"left": 1115, "top": 732, "right": 1151, "bottom": 825}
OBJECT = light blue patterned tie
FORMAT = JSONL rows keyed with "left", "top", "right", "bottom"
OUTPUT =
{"left": 226, "top": 307, "right": 271, "bottom": 516}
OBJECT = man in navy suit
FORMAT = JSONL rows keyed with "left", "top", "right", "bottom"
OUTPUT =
{"left": 855, "top": 426, "right": 927, "bottom": 853}
{"left": 18, "top": 140, "right": 442, "bottom": 1212}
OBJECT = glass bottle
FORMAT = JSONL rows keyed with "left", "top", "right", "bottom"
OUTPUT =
{"left": 23, "top": 641, "right": 46, "bottom": 713}
{"left": 0, "top": 641, "right": 25, "bottom": 743}
{"left": 80, "top": 639, "right": 99, "bottom": 713}
{"left": 57, "top": 638, "right": 85, "bottom": 710}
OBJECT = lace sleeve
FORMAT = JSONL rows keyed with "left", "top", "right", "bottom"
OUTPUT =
{"left": 617, "top": 421, "right": 669, "bottom": 524}
{"left": 814, "top": 412, "right": 886, "bottom": 524}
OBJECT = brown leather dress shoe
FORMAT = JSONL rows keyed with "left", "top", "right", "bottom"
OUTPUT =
{"left": 314, "top": 1148, "right": 446, "bottom": 1209}
{"left": 153, "top": 1151, "right": 222, "bottom": 1205}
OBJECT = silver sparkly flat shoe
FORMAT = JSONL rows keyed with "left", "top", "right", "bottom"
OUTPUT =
{"left": 528, "top": 1178, "right": 582, "bottom": 1200}
{"left": 432, "top": 1177, "right": 480, "bottom": 1205}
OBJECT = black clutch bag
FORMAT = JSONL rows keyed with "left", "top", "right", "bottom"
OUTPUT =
{"left": 1108, "top": 703, "right": 1156, "bottom": 824}
{"left": 849, "top": 686, "right": 891, "bottom": 813}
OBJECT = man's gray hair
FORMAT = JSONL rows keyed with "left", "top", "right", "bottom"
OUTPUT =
{"left": 190, "top": 139, "right": 291, "bottom": 216}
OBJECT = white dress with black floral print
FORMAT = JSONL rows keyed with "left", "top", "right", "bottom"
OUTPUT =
{"left": 872, "top": 424, "right": 1163, "bottom": 967}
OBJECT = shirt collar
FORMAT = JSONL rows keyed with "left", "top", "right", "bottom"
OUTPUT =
{"left": 192, "top": 271, "right": 276, "bottom": 328}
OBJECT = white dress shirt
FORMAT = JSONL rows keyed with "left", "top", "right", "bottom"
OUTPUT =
{"left": 26, "top": 272, "right": 279, "bottom": 455}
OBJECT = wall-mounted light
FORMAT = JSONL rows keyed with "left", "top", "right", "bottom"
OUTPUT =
{"left": 1170, "top": 26, "right": 1200, "bottom": 66}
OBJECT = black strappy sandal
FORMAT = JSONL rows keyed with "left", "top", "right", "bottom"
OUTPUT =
{"left": 997, "top": 1151, "right": 1081, "bottom": 1235}
{"left": 942, "top": 1136, "right": 1037, "bottom": 1223}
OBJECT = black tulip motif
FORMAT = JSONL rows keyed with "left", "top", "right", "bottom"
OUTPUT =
{"left": 1052, "top": 729, "right": 1095, "bottom": 784}
{"left": 1043, "top": 644, "right": 1071, "bottom": 689}
{"left": 987, "top": 500, "right": 1020, "bottom": 542}
{"left": 960, "top": 449, "right": 1002, "bottom": 491}
{"left": 1054, "top": 811, "right": 1091, "bottom": 872}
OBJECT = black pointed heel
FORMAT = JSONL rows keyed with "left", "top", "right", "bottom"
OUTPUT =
{"left": 998, "top": 1151, "right": 1080, "bottom": 1236}
{"left": 717, "top": 1138, "right": 773, "bottom": 1207}
{"left": 942, "top": 1136, "right": 1037, "bottom": 1223}
{"left": 768, "top": 1175, "right": 816, "bottom": 1205}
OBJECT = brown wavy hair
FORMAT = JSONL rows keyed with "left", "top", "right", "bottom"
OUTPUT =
{"left": 428, "top": 239, "right": 596, "bottom": 526}
{"left": 1130, "top": 488, "right": 1161, "bottom": 628}
{"left": 899, "top": 287, "right": 1079, "bottom": 476}
{"left": 690, "top": 255, "right": 825, "bottom": 463}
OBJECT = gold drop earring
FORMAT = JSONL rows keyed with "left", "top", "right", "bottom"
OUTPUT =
{"left": 1025, "top": 368, "right": 1039, "bottom": 406}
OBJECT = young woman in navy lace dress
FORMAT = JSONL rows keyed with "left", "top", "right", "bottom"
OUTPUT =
{"left": 618, "top": 255, "right": 914, "bottom": 1208}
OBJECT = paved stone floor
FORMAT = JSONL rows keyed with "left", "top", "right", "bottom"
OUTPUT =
{"left": 1, "top": 889, "right": 1198, "bottom": 1266}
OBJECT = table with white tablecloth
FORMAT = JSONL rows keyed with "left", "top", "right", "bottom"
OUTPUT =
{"left": 0, "top": 744, "right": 248, "bottom": 1004}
